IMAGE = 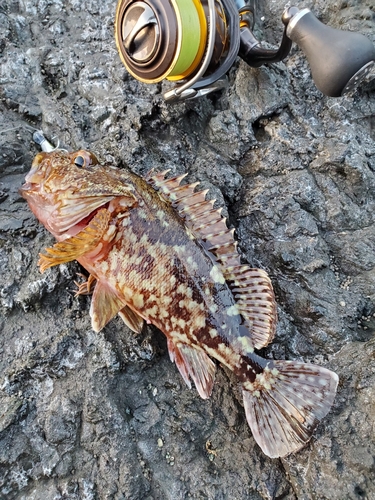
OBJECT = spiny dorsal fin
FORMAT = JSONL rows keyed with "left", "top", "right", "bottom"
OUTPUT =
{"left": 145, "top": 169, "right": 171, "bottom": 184}
{"left": 38, "top": 208, "right": 111, "bottom": 273}
{"left": 146, "top": 171, "right": 276, "bottom": 348}
{"left": 146, "top": 171, "right": 233, "bottom": 258}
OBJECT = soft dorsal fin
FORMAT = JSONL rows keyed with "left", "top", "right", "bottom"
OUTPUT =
{"left": 229, "top": 267, "right": 277, "bottom": 349}
{"left": 146, "top": 171, "right": 277, "bottom": 348}
{"left": 90, "top": 280, "right": 128, "bottom": 332}
{"left": 39, "top": 208, "right": 111, "bottom": 273}
{"left": 167, "top": 338, "right": 216, "bottom": 399}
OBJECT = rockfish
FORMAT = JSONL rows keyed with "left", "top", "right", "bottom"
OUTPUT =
{"left": 20, "top": 148, "right": 338, "bottom": 458}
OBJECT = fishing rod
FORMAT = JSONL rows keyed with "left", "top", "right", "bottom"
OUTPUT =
{"left": 114, "top": 0, "right": 375, "bottom": 102}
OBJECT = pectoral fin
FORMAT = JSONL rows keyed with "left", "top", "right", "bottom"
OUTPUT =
{"left": 90, "top": 280, "right": 127, "bottom": 332}
{"left": 38, "top": 208, "right": 111, "bottom": 273}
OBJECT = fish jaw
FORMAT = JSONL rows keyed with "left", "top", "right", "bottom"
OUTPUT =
{"left": 19, "top": 183, "right": 57, "bottom": 234}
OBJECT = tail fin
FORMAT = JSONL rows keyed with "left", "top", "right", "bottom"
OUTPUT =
{"left": 242, "top": 361, "right": 339, "bottom": 458}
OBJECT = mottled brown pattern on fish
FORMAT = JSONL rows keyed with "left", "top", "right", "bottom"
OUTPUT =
{"left": 86, "top": 191, "right": 243, "bottom": 356}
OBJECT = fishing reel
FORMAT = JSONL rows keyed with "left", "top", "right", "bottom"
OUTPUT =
{"left": 114, "top": 0, "right": 375, "bottom": 102}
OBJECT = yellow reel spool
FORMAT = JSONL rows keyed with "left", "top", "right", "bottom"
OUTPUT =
{"left": 115, "top": 0, "right": 208, "bottom": 84}
{"left": 166, "top": 0, "right": 207, "bottom": 81}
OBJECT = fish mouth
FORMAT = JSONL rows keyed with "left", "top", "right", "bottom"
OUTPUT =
{"left": 19, "top": 153, "right": 51, "bottom": 199}
{"left": 19, "top": 180, "right": 39, "bottom": 197}
{"left": 19, "top": 180, "right": 49, "bottom": 206}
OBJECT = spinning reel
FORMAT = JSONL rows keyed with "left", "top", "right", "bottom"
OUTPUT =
{"left": 115, "top": 0, "right": 375, "bottom": 102}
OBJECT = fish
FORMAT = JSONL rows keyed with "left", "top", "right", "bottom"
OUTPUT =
{"left": 20, "top": 148, "right": 339, "bottom": 458}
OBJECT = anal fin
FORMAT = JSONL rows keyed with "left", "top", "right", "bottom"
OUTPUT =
{"left": 167, "top": 339, "right": 216, "bottom": 399}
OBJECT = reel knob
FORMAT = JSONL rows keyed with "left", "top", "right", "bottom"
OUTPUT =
{"left": 286, "top": 8, "right": 375, "bottom": 97}
{"left": 121, "top": 2, "right": 159, "bottom": 64}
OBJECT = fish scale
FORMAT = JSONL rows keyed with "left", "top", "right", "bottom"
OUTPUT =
{"left": 93, "top": 207, "right": 242, "bottom": 353}
{"left": 20, "top": 148, "right": 339, "bottom": 458}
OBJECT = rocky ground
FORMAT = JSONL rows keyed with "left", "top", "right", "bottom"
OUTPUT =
{"left": 1, "top": 0, "right": 375, "bottom": 498}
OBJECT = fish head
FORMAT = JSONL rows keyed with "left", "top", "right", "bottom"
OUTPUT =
{"left": 20, "top": 149, "right": 136, "bottom": 239}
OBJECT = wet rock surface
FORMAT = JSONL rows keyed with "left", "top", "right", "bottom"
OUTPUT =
{"left": 1, "top": 0, "right": 374, "bottom": 498}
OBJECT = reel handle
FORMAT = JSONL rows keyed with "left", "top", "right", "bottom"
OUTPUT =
{"left": 238, "top": 5, "right": 293, "bottom": 67}
{"left": 239, "top": 6, "right": 375, "bottom": 97}
{"left": 286, "top": 8, "right": 375, "bottom": 97}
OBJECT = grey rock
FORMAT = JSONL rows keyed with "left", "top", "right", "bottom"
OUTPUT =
{"left": 0, "top": 0, "right": 374, "bottom": 499}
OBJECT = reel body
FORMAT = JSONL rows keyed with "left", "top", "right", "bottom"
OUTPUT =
{"left": 115, "top": 0, "right": 240, "bottom": 100}
{"left": 115, "top": 0, "right": 375, "bottom": 101}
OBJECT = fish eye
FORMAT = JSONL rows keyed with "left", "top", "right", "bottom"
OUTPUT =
{"left": 74, "top": 155, "right": 85, "bottom": 168}
{"left": 72, "top": 151, "right": 99, "bottom": 169}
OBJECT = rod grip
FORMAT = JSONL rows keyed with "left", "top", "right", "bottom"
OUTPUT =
{"left": 287, "top": 9, "right": 375, "bottom": 96}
